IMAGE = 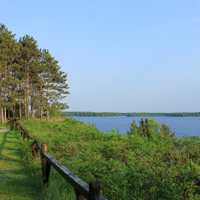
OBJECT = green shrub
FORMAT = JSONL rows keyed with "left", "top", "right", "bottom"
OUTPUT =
{"left": 21, "top": 118, "right": 200, "bottom": 200}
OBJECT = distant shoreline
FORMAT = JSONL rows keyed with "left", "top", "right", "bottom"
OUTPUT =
{"left": 64, "top": 112, "right": 200, "bottom": 117}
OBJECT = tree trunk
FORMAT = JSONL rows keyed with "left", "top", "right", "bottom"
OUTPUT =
{"left": 19, "top": 102, "right": 22, "bottom": 119}
{"left": 26, "top": 71, "right": 30, "bottom": 119}
{"left": 0, "top": 107, "right": 4, "bottom": 124}
{"left": 3, "top": 107, "right": 7, "bottom": 123}
{"left": 12, "top": 105, "right": 15, "bottom": 119}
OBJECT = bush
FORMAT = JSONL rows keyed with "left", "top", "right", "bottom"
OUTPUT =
{"left": 21, "top": 118, "right": 200, "bottom": 200}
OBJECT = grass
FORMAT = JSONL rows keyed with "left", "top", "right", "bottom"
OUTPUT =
{"left": 0, "top": 123, "right": 7, "bottom": 129}
{"left": 1, "top": 118, "right": 198, "bottom": 199}
{"left": 21, "top": 118, "right": 200, "bottom": 200}
{"left": 0, "top": 129, "right": 43, "bottom": 200}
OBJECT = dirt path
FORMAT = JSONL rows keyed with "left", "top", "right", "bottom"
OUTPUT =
{"left": 0, "top": 128, "right": 9, "bottom": 133}
{"left": 0, "top": 131, "right": 42, "bottom": 200}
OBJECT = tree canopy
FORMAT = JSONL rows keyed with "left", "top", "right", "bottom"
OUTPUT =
{"left": 0, "top": 24, "right": 69, "bottom": 122}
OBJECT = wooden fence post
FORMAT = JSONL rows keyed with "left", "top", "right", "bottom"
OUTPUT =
{"left": 41, "top": 143, "right": 51, "bottom": 185}
{"left": 75, "top": 190, "right": 85, "bottom": 200}
{"left": 10, "top": 119, "right": 13, "bottom": 130}
{"left": 9, "top": 119, "right": 15, "bottom": 130}
{"left": 22, "top": 131, "right": 25, "bottom": 140}
{"left": 89, "top": 181, "right": 101, "bottom": 200}
{"left": 31, "top": 140, "right": 39, "bottom": 158}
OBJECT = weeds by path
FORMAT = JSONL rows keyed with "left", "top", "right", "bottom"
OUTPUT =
{"left": 0, "top": 130, "right": 43, "bottom": 200}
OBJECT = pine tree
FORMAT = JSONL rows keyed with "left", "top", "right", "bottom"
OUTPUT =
{"left": 0, "top": 24, "right": 69, "bottom": 122}
{"left": 0, "top": 24, "right": 19, "bottom": 122}
{"left": 128, "top": 120, "right": 139, "bottom": 135}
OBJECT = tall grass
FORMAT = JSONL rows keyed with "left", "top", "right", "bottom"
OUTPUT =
{"left": 21, "top": 118, "right": 200, "bottom": 200}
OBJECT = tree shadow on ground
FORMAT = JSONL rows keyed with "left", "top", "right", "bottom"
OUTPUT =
{"left": 0, "top": 131, "right": 44, "bottom": 200}
{"left": 0, "top": 131, "right": 8, "bottom": 156}
{"left": 0, "top": 168, "right": 43, "bottom": 200}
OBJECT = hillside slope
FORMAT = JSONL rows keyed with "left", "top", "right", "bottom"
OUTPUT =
{"left": 22, "top": 118, "right": 200, "bottom": 200}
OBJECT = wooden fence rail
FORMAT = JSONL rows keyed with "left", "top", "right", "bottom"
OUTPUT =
{"left": 10, "top": 119, "right": 107, "bottom": 200}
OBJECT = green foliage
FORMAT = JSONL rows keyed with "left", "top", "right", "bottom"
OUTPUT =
{"left": 0, "top": 24, "right": 69, "bottom": 122}
{"left": 127, "top": 120, "right": 139, "bottom": 135}
{"left": 22, "top": 118, "right": 200, "bottom": 200}
{"left": 0, "top": 130, "right": 42, "bottom": 199}
{"left": 128, "top": 119, "right": 176, "bottom": 142}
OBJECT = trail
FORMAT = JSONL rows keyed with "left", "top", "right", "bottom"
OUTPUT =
{"left": 0, "top": 130, "right": 42, "bottom": 200}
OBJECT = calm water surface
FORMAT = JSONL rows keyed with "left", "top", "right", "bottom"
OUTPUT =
{"left": 74, "top": 116, "right": 200, "bottom": 137}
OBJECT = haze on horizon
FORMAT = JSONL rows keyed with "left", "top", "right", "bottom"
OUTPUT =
{"left": 1, "top": 0, "right": 200, "bottom": 112}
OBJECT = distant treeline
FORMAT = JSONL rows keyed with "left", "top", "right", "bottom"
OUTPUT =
{"left": 65, "top": 112, "right": 200, "bottom": 117}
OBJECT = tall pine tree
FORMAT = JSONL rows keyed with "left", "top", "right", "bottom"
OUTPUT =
{"left": 0, "top": 24, "right": 69, "bottom": 122}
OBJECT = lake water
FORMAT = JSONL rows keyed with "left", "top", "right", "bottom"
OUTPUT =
{"left": 74, "top": 116, "right": 200, "bottom": 137}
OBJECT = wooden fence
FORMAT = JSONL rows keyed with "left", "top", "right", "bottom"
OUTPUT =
{"left": 10, "top": 119, "right": 107, "bottom": 200}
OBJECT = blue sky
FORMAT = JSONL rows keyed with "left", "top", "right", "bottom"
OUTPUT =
{"left": 1, "top": 0, "right": 200, "bottom": 112}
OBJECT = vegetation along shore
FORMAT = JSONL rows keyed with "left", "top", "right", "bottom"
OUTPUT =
{"left": 20, "top": 118, "right": 200, "bottom": 199}
{"left": 65, "top": 111, "right": 200, "bottom": 117}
